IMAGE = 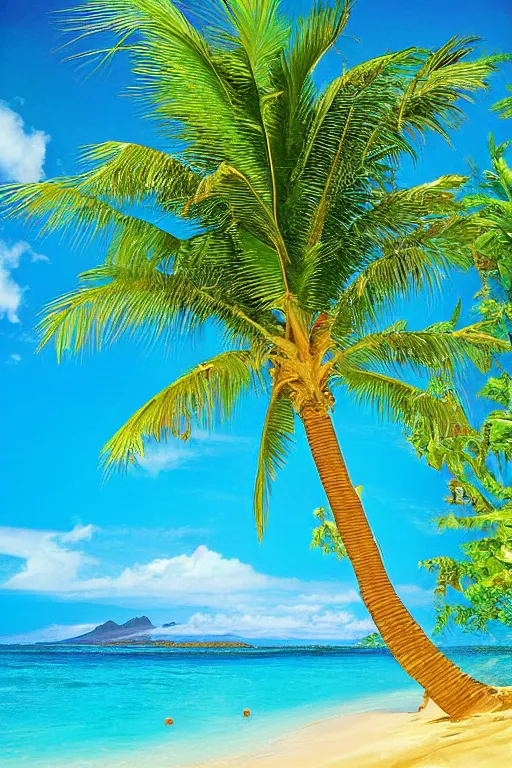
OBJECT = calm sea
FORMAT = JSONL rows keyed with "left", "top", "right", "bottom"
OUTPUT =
{"left": 1, "top": 645, "right": 511, "bottom": 767}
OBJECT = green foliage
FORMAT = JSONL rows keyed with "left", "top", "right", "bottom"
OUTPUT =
{"left": 492, "top": 86, "right": 512, "bottom": 119}
{"left": 1, "top": 1, "right": 508, "bottom": 538}
{"left": 418, "top": 482, "right": 512, "bottom": 635}
{"left": 409, "top": 140, "right": 512, "bottom": 632}
{"left": 465, "top": 135, "right": 512, "bottom": 332}
{"left": 357, "top": 632, "right": 385, "bottom": 648}
{"left": 310, "top": 506, "right": 348, "bottom": 559}
{"left": 412, "top": 369, "right": 512, "bottom": 635}
{"left": 420, "top": 472, "right": 512, "bottom": 634}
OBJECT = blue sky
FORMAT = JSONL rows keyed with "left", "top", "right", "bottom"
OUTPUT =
{"left": 0, "top": 0, "right": 511, "bottom": 644}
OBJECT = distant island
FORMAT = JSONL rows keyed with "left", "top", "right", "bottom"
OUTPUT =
{"left": 38, "top": 616, "right": 252, "bottom": 648}
{"left": 32, "top": 614, "right": 385, "bottom": 649}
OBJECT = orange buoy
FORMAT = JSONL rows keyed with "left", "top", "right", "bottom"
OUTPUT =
{"left": 164, "top": 717, "right": 174, "bottom": 726}
{"left": 243, "top": 709, "right": 251, "bottom": 718}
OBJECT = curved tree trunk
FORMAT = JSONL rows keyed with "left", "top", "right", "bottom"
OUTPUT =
{"left": 301, "top": 405, "right": 510, "bottom": 719}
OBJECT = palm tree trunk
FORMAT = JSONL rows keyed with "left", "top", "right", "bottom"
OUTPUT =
{"left": 301, "top": 405, "right": 509, "bottom": 719}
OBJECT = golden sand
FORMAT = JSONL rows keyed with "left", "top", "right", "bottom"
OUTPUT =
{"left": 194, "top": 701, "right": 512, "bottom": 767}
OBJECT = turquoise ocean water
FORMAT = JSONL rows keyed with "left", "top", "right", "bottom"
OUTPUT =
{"left": 1, "top": 645, "right": 512, "bottom": 767}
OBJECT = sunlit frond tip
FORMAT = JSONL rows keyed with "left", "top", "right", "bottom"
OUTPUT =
{"left": 101, "top": 349, "right": 265, "bottom": 476}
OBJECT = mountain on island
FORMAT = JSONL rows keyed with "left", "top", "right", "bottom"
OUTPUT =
{"left": 59, "top": 616, "right": 155, "bottom": 645}
{"left": 48, "top": 616, "right": 252, "bottom": 646}
{"left": 53, "top": 617, "right": 255, "bottom": 647}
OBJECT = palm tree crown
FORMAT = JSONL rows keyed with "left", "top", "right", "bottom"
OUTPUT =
{"left": 2, "top": 1, "right": 507, "bottom": 535}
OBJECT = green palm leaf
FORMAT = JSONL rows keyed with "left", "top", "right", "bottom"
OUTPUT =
{"left": 37, "top": 263, "right": 275, "bottom": 361}
{"left": 492, "top": 87, "right": 512, "bottom": 119}
{"left": 342, "top": 325, "right": 508, "bottom": 377}
{"left": 0, "top": 180, "right": 180, "bottom": 265}
{"left": 254, "top": 388, "right": 295, "bottom": 539}
{"left": 336, "top": 365, "right": 465, "bottom": 434}
{"left": 397, "top": 37, "right": 506, "bottom": 141}
{"left": 277, "top": 0, "right": 351, "bottom": 145}
{"left": 333, "top": 216, "right": 476, "bottom": 333}
{"left": 102, "top": 349, "right": 265, "bottom": 474}
{"left": 59, "top": 0, "right": 268, "bottom": 187}
{"left": 220, "top": 0, "right": 290, "bottom": 91}
{"left": 76, "top": 141, "right": 201, "bottom": 210}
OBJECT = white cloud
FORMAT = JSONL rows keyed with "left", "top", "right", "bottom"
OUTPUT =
{"left": 151, "top": 610, "right": 374, "bottom": 641}
{"left": 0, "top": 243, "right": 24, "bottom": 323}
{"left": 299, "top": 590, "right": 361, "bottom": 605}
{"left": 0, "top": 525, "right": 97, "bottom": 592}
{"left": 0, "top": 102, "right": 49, "bottom": 183}
{"left": 0, "top": 525, "right": 431, "bottom": 641}
{"left": 137, "top": 431, "right": 248, "bottom": 477}
{"left": 0, "top": 623, "right": 97, "bottom": 645}
{"left": 0, "top": 524, "right": 361, "bottom": 615}
{"left": 138, "top": 444, "right": 196, "bottom": 476}
{"left": 192, "top": 429, "right": 250, "bottom": 446}
{"left": 0, "top": 239, "right": 48, "bottom": 323}
{"left": 78, "top": 544, "right": 275, "bottom": 601}
{"left": 6, "top": 353, "right": 21, "bottom": 365}
{"left": 0, "top": 527, "right": 282, "bottom": 600}
{"left": 60, "top": 524, "right": 98, "bottom": 544}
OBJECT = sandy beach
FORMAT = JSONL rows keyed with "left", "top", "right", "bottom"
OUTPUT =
{"left": 194, "top": 701, "right": 512, "bottom": 767}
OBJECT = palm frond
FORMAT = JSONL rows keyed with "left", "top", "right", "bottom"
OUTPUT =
{"left": 102, "top": 348, "right": 265, "bottom": 473}
{"left": 436, "top": 507, "right": 512, "bottom": 532}
{"left": 76, "top": 141, "right": 201, "bottom": 210}
{"left": 492, "top": 88, "right": 512, "bottom": 119}
{"left": 219, "top": 0, "right": 290, "bottom": 91}
{"left": 295, "top": 48, "right": 419, "bottom": 179}
{"left": 290, "top": 38, "right": 501, "bottom": 261}
{"left": 0, "top": 180, "right": 180, "bottom": 265}
{"left": 450, "top": 323, "right": 511, "bottom": 371}
{"left": 272, "top": 0, "right": 351, "bottom": 181}
{"left": 353, "top": 176, "right": 466, "bottom": 240}
{"left": 332, "top": 216, "right": 476, "bottom": 333}
{"left": 335, "top": 365, "right": 466, "bottom": 434}
{"left": 292, "top": 50, "right": 419, "bottom": 253}
{"left": 182, "top": 161, "right": 277, "bottom": 241}
{"left": 254, "top": 387, "right": 295, "bottom": 539}
{"left": 397, "top": 37, "right": 505, "bottom": 142}
{"left": 38, "top": 263, "right": 275, "bottom": 360}
{"left": 58, "top": 0, "right": 269, "bottom": 188}
{"left": 341, "top": 325, "right": 508, "bottom": 377}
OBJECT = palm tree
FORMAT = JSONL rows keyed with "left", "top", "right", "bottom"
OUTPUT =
{"left": 2, "top": 0, "right": 511, "bottom": 716}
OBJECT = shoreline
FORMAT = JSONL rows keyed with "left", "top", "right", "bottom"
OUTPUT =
{"left": 190, "top": 701, "right": 512, "bottom": 767}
